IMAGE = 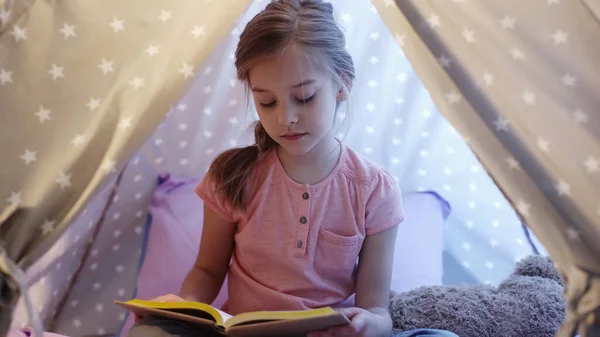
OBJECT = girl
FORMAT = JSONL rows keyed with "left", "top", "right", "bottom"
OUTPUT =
{"left": 128, "top": 1, "right": 458, "bottom": 336}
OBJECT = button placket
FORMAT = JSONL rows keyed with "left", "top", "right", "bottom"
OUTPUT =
{"left": 294, "top": 187, "right": 311, "bottom": 257}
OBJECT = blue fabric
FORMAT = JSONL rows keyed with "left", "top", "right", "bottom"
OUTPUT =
{"left": 393, "top": 329, "right": 460, "bottom": 337}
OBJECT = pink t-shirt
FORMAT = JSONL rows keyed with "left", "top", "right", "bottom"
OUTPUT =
{"left": 195, "top": 142, "right": 404, "bottom": 315}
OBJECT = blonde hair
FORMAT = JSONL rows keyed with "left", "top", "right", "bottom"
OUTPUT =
{"left": 208, "top": 0, "right": 355, "bottom": 210}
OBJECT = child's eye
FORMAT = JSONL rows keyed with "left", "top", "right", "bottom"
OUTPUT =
{"left": 296, "top": 95, "right": 315, "bottom": 104}
{"left": 260, "top": 101, "right": 276, "bottom": 108}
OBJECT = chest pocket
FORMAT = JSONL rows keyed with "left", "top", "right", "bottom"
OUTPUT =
{"left": 314, "top": 228, "right": 360, "bottom": 280}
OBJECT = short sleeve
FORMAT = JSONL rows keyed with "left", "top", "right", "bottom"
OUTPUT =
{"left": 365, "top": 169, "right": 404, "bottom": 235}
{"left": 195, "top": 175, "right": 237, "bottom": 223}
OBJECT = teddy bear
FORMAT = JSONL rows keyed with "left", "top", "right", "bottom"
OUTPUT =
{"left": 389, "top": 255, "right": 566, "bottom": 337}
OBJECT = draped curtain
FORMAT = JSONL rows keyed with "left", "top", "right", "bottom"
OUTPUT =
{"left": 372, "top": 0, "right": 600, "bottom": 336}
{"left": 1, "top": 0, "right": 598, "bottom": 336}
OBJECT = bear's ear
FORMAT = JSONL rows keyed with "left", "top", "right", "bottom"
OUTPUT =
{"left": 512, "top": 255, "right": 563, "bottom": 286}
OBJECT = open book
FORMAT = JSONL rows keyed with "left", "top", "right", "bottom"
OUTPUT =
{"left": 115, "top": 299, "right": 350, "bottom": 337}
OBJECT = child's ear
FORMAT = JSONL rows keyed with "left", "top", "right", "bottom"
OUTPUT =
{"left": 336, "top": 86, "right": 350, "bottom": 102}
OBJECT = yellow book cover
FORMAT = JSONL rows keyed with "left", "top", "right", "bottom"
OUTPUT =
{"left": 114, "top": 299, "right": 350, "bottom": 337}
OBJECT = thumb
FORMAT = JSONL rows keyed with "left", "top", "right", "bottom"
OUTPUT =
{"left": 338, "top": 307, "right": 365, "bottom": 319}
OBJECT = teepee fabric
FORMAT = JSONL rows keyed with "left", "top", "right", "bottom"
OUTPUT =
{"left": 372, "top": 0, "right": 600, "bottom": 335}
{"left": 0, "top": 0, "right": 252, "bottom": 335}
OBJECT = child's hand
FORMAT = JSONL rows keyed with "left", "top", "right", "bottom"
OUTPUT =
{"left": 134, "top": 294, "right": 185, "bottom": 322}
{"left": 307, "top": 307, "right": 387, "bottom": 337}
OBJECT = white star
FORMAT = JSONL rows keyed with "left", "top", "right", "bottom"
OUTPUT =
{"left": 426, "top": 13, "right": 441, "bottom": 29}
{"left": 485, "top": 261, "right": 495, "bottom": 269}
{"left": 41, "top": 219, "right": 55, "bottom": 236}
{"left": 179, "top": 123, "right": 188, "bottom": 131}
{"left": 204, "top": 108, "right": 212, "bottom": 115}
{"left": 383, "top": 0, "right": 395, "bottom": 7}
{"left": 71, "top": 134, "right": 86, "bottom": 146}
{"left": 48, "top": 64, "right": 65, "bottom": 80}
{"left": 510, "top": 48, "right": 525, "bottom": 60}
{"left": 0, "top": 7, "right": 11, "bottom": 26}
{"left": 392, "top": 137, "right": 401, "bottom": 145}
{"left": 366, "top": 103, "right": 376, "bottom": 111}
{"left": 180, "top": 63, "right": 194, "bottom": 79}
{"left": 395, "top": 97, "right": 405, "bottom": 105}
{"left": 396, "top": 72, "right": 407, "bottom": 83}
{"left": 462, "top": 27, "right": 475, "bottom": 43}
{"left": 395, "top": 33, "right": 405, "bottom": 47}
{"left": 490, "top": 239, "right": 498, "bottom": 247}
{"left": 101, "top": 159, "right": 117, "bottom": 173}
{"left": 394, "top": 118, "right": 403, "bottom": 126}
{"left": 537, "top": 137, "right": 550, "bottom": 153}
{"left": 34, "top": 106, "right": 52, "bottom": 123}
{"left": 86, "top": 97, "right": 100, "bottom": 111}
{"left": 341, "top": 13, "right": 352, "bottom": 24}
{"left": 462, "top": 243, "right": 471, "bottom": 251}
{"left": 555, "top": 180, "right": 571, "bottom": 196}
{"left": 365, "top": 126, "right": 375, "bottom": 133}
{"left": 0, "top": 68, "right": 13, "bottom": 85}
{"left": 419, "top": 150, "right": 429, "bottom": 157}
{"left": 446, "top": 146, "right": 456, "bottom": 154}
{"left": 551, "top": 29, "right": 568, "bottom": 45}
{"left": 97, "top": 59, "right": 114, "bottom": 74}
{"left": 145, "top": 44, "right": 160, "bottom": 56}
{"left": 522, "top": 90, "right": 536, "bottom": 105}
{"left": 176, "top": 103, "right": 188, "bottom": 111}
{"left": 566, "top": 227, "right": 580, "bottom": 240}
{"left": 516, "top": 199, "right": 531, "bottom": 216}
{"left": 118, "top": 117, "right": 133, "bottom": 130}
{"left": 482, "top": 70, "right": 494, "bottom": 87}
{"left": 109, "top": 18, "right": 125, "bottom": 32}
{"left": 6, "top": 191, "right": 21, "bottom": 205}
{"left": 368, "top": 80, "right": 378, "bottom": 88}
{"left": 130, "top": 77, "right": 145, "bottom": 89}
{"left": 548, "top": 0, "right": 560, "bottom": 4}
{"left": 445, "top": 91, "right": 461, "bottom": 105}
{"left": 468, "top": 182, "right": 477, "bottom": 192}
{"left": 369, "top": 56, "right": 379, "bottom": 65}
{"left": 561, "top": 73, "right": 577, "bottom": 87}
{"left": 572, "top": 108, "right": 588, "bottom": 124}
{"left": 10, "top": 25, "right": 27, "bottom": 42}
{"left": 158, "top": 10, "right": 172, "bottom": 23}
{"left": 20, "top": 149, "right": 37, "bottom": 165}
{"left": 493, "top": 116, "right": 510, "bottom": 131}
{"left": 506, "top": 156, "right": 521, "bottom": 170}
{"left": 55, "top": 171, "right": 72, "bottom": 189}
{"left": 190, "top": 25, "right": 206, "bottom": 38}
{"left": 59, "top": 23, "right": 76, "bottom": 39}
{"left": 421, "top": 109, "right": 432, "bottom": 118}
{"left": 229, "top": 117, "right": 239, "bottom": 124}
{"left": 204, "top": 130, "right": 212, "bottom": 138}
{"left": 583, "top": 156, "right": 599, "bottom": 173}
{"left": 438, "top": 54, "right": 452, "bottom": 68}
{"left": 369, "top": 31, "right": 380, "bottom": 41}
{"left": 500, "top": 15, "right": 516, "bottom": 29}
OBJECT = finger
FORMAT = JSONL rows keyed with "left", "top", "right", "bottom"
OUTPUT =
{"left": 331, "top": 314, "right": 367, "bottom": 335}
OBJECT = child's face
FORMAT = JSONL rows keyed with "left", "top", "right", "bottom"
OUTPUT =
{"left": 248, "top": 45, "right": 344, "bottom": 156}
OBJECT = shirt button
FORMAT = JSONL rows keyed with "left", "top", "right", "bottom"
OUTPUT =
{"left": 297, "top": 240, "right": 303, "bottom": 248}
{"left": 300, "top": 216, "right": 307, "bottom": 224}
{"left": 302, "top": 192, "right": 309, "bottom": 200}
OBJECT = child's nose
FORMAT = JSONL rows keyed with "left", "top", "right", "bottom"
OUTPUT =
{"left": 277, "top": 106, "right": 299, "bottom": 126}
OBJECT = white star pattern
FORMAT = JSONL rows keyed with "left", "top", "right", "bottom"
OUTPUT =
{"left": 101, "top": 159, "right": 117, "bottom": 173}
{"left": 522, "top": 90, "right": 536, "bottom": 105}
{"left": 145, "top": 45, "right": 160, "bottom": 56}
{"left": 494, "top": 116, "right": 509, "bottom": 132}
{"left": 180, "top": 63, "right": 194, "bottom": 79}
{"left": 0, "top": 68, "right": 13, "bottom": 85}
{"left": 71, "top": 134, "right": 86, "bottom": 146}
{"left": 59, "top": 23, "right": 76, "bottom": 39}
{"left": 6, "top": 191, "right": 22, "bottom": 205}
{"left": 537, "top": 137, "right": 550, "bottom": 153}
{"left": 516, "top": 199, "right": 531, "bottom": 216}
{"left": 20, "top": 149, "right": 37, "bottom": 165}
{"left": 584, "top": 156, "right": 599, "bottom": 173}
{"left": 572, "top": 108, "right": 588, "bottom": 124}
{"left": 438, "top": 54, "right": 452, "bottom": 68}
{"left": 158, "top": 10, "right": 172, "bottom": 23}
{"left": 555, "top": 180, "right": 571, "bottom": 196}
{"left": 48, "top": 64, "right": 65, "bottom": 81}
{"left": 482, "top": 70, "right": 494, "bottom": 87}
{"left": 426, "top": 13, "right": 441, "bottom": 29}
{"left": 98, "top": 59, "right": 115, "bottom": 74}
{"left": 191, "top": 25, "right": 206, "bottom": 38}
{"left": 551, "top": 29, "right": 568, "bottom": 45}
{"left": 561, "top": 73, "right": 577, "bottom": 87}
{"left": 55, "top": 171, "right": 72, "bottom": 189}
{"left": 462, "top": 27, "right": 475, "bottom": 43}
{"left": 500, "top": 15, "right": 516, "bottom": 29}
{"left": 41, "top": 219, "right": 55, "bottom": 236}
{"left": 510, "top": 48, "right": 525, "bottom": 60}
{"left": 130, "top": 77, "right": 146, "bottom": 89}
{"left": 445, "top": 91, "right": 461, "bottom": 105}
{"left": 109, "top": 18, "right": 125, "bottom": 32}
{"left": 35, "top": 106, "right": 52, "bottom": 123}
{"left": 86, "top": 98, "right": 101, "bottom": 111}
{"left": 118, "top": 117, "right": 133, "bottom": 130}
{"left": 11, "top": 25, "right": 27, "bottom": 42}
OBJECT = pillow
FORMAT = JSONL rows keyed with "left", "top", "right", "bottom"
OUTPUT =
{"left": 390, "top": 191, "right": 450, "bottom": 293}
{"left": 117, "top": 174, "right": 228, "bottom": 337}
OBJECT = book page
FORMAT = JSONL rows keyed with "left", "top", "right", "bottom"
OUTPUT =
{"left": 216, "top": 307, "right": 233, "bottom": 322}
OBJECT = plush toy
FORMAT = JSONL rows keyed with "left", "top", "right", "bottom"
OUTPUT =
{"left": 389, "top": 255, "right": 566, "bottom": 337}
